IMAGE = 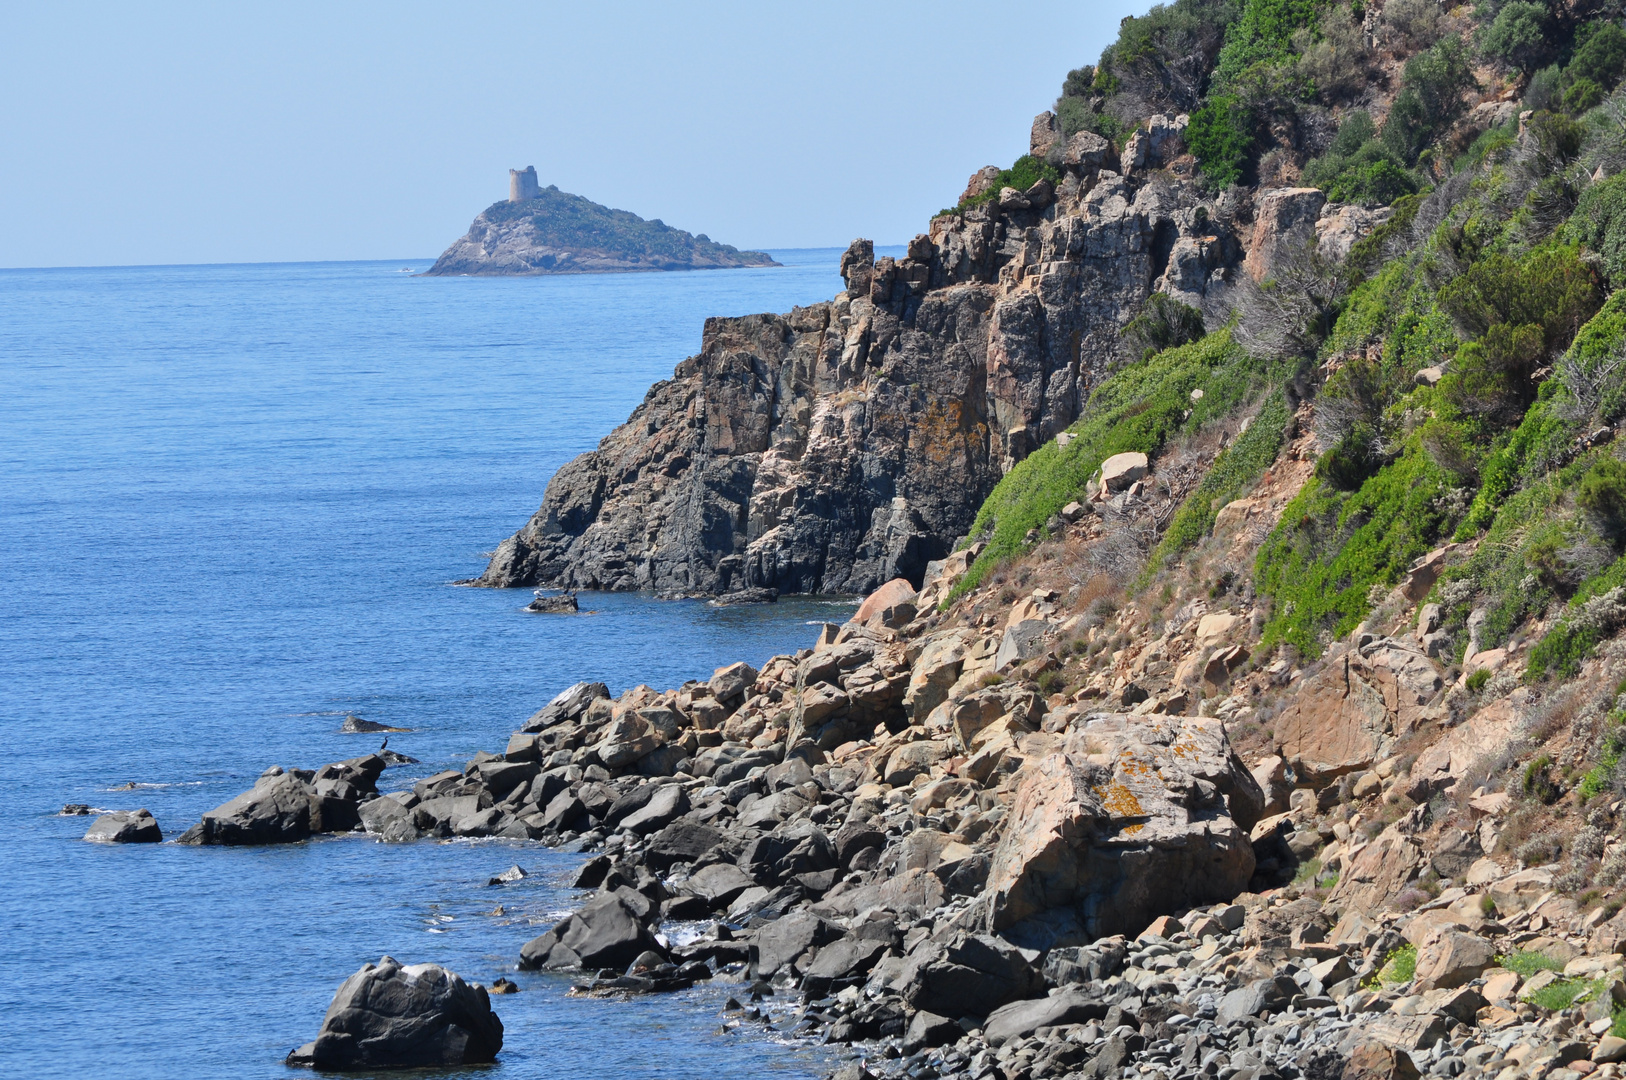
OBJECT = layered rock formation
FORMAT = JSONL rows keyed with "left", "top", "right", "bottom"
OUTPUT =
{"left": 476, "top": 121, "right": 1250, "bottom": 595}
{"left": 424, "top": 184, "right": 776, "bottom": 276}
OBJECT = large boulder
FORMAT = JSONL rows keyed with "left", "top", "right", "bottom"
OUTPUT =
{"left": 521, "top": 681, "right": 610, "bottom": 732}
{"left": 558, "top": 891, "right": 660, "bottom": 970}
{"left": 853, "top": 577, "right": 918, "bottom": 627}
{"left": 285, "top": 956, "right": 502, "bottom": 1070}
{"left": 984, "top": 989, "right": 1106, "bottom": 1045}
{"left": 985, "top": 714, "right": 1260, "bottom": 941}
{"left": 83, "top": 809, "right": 162, "bottom": 843}
{"left": 893, "top": 932, "right": 1044, "bottom": 1017}
{"left": 1272, "top": 652, "right": 1390, "bottom": 786}
{"left": 177, "top": 768, "right": 315, "bottom": 845}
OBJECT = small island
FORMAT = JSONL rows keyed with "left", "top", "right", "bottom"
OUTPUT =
{"left": 423, "top": 167, "right": 778, "bottom": 276}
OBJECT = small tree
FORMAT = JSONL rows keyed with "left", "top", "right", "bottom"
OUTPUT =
{"left": 1478, "top": 1, "right": 1552, "bottom": 75}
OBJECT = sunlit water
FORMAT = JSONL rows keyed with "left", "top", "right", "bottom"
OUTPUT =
{"left": 0, "top": 251, "right": 894, "bottom": 1078}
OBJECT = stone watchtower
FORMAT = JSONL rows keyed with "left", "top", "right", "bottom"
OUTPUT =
{"left": 509, "top": 166, "right": 541, "bottom": 202}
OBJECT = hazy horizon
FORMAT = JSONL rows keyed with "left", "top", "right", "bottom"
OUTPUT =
{"left": 1, "top": 0, "right": 1147, "bottom": 269}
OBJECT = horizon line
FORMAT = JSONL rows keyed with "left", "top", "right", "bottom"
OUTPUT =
{"left": 0, "top": 242, "right": 909, "bottom": 275}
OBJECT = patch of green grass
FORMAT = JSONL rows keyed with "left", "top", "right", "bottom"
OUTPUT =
{"left": 1497, "top": 950, "right": 1566, "bottom": 978}
{"left": 948, "top": 330, "right": 1276, "bottom": 604}
{"left": 1527, "top": 977, "right": 1607, "bottom": 1012}
{"left": 1371, "top": 943, "right": 1417, "bottom": 987}
{"left": 1255, "top": 432, "right": 1458, "bottom": 657}
{"left": 1466, "top": 668, "right": 1491, "bottom": 692}
{"left": 1613, "top": 1008, "right": 1626, "bottom": 1039}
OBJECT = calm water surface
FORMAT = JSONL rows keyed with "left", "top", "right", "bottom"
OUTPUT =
{"left": 0, "top": 251, "right": 893, "bottom": 1078}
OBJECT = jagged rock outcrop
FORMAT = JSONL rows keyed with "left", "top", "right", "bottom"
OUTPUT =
{"left": 476, "top": 122, "right": 1250, "bottom": 595}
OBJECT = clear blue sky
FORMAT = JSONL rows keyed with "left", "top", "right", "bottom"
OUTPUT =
{"left": 0, "top": 1, "right": 1149, "bottom": 268}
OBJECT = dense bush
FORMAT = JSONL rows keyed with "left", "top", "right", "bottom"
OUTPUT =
{"left": 1580, "top": 457, "right": 1626, "bottom": 542}
{"left": 1121, "top": 293, "right": 1207, "bottom": 362}
{"left": 1478, "top": 1, "right": 1553, "bottom": 74}
{"left": 1302, "top": 114, "right": 1419, "bottom": 206}
{"left": 1382, "top": 36, "right": 1478, "bottom": 163}
{"left": 1188, "top": 93, "right": 1256, "bottom": 187}
{"left": 1569, "top": 22, "right": 1626, "bottom": 90}
{"left": 1572, "top": 174, "right": 1626, "bottom": 288}
{"left": 1212, "top": 0, "right": 1322, "bottom": 88}
{"left": 1295, "top": 5, "right": 1371, "bottom": 103}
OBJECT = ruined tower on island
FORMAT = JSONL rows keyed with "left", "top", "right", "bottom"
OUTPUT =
{"left": 509, "top": 166, "right": 541, "bottom": 202}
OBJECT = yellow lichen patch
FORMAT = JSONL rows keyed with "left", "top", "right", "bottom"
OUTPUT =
{"left": 1093, "top": 780, "right": 1145, "bottom": 820}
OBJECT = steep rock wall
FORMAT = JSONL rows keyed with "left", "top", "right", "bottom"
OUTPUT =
{"left": 477, "top": 130, "right": 1245, "bottom": 595}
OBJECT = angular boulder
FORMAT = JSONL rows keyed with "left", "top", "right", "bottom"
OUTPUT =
{"left": 84, "top": 809, "right": 162, "bottom": 843}
{"left": 177, "top": 768, "right": 314, "bottom": 845}
{"left": 985, "top": 714, "right": 1261, "bottom": 940}
{"left": 1099, "top": 452, "right": 1149, "bottom": 495}
{"left": 893, "top": 932, "right": 1043, "bottom": 1018}
{"left": 285, "top": 956, "right": 502, "bottom": 1070}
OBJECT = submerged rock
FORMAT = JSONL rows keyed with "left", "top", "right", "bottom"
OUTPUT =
{"left": 285, "top": 956, "right": 502, "bottom": 1070}
{"left": 525, "top": 591, "right": 578, "bottom": 613}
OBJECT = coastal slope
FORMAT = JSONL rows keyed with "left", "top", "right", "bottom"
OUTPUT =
{"left": 424, "top": 185, "right": 778, "bottom": 276}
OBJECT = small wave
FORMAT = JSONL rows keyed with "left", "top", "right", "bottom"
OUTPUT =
{"left": 106, "top": 780, "right": 204, "bottom": 791}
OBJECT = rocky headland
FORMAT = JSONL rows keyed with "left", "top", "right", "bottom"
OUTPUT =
{"left": 425, "top": 180, "right": 777, "bottom": 277}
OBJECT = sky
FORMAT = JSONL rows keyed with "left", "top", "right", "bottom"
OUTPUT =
{"left": 0, "top": 1, "right": 1151, "bottom": 268}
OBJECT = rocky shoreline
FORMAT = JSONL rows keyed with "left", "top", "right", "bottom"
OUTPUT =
{"left": 90, "top": 550, "right": 1626, "bottom": 1079}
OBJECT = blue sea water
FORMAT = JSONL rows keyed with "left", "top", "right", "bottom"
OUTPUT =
{"left": 0, "top": 250, "right": 892, "bottom": 1078}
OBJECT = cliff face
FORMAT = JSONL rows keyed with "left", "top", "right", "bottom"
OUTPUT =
{"left": 425, "top": 185, "right": 777, "bottom": 277}
{"left": 477, "top": 127, "right": 1247, "bottom": 594}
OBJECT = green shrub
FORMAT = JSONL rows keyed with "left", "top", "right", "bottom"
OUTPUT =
{"left": 1579, "top": 457, "right": 1626, "bottom": 541}
{"left": 941, "top": 155, "right": 1063, "bottom": 216}
{"left": 1466, "top": 667, "right": 1491, "bottom": 692}
{"left": 1257, "top": 436, "right": 1458, "bottom": 656}
{"left": 1376, "top": 944, "right": 1418, "bottom": 985}
{"left": 1302, "top": 116, "right": 1419, "bottom": 207}
{"left": 1568, "top": 22, "right": 1626, "bottom": 91}
{"left": 1382, "top": 36, "right": 1478, "bottom": 163}
{"left": 1436, "top": 245, "right": 1601, "bottom": 354}
{"left": 1564, "top": 77, "right": 1605, "bottom": 114}
{"left": 1189, "top": 93, "right": 1256, "bottom": 188}
{"left": 1122, "top": 293, "right": 1207, "bottom": 362}
{"left": 1572, "top": 174, "right": 1626, "bottom": 288}
{"left": 1528, "top": 550, "right": 1626, "bottom": 678}
{"left": 1523, "top": 754, "right": 1561, "bottom": 802}
{"left": 1528, "top": 977, "right": 1607, "bottom": 1012}
{"left": 1499, "top": 950, "right": 1566, "bottom": 978}
{"left": 1093, "top": 0, "right": 1239, "bottom": 114}
{"left": 1478, "top": 1, "right": 1553, "bottom": 74}
{"left": 1213, "top": 0, "right": 1321, "bottom": 88}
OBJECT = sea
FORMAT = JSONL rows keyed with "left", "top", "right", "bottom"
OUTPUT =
{"left": 0, "top": 248, "right": 900, "bottom": 1078}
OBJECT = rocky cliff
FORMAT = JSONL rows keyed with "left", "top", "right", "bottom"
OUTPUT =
{"left": 425, "top": 184, "right": 777, "bottom": 276}
{"left": 476, "top": 125, "right": 1257, "bottom": 595}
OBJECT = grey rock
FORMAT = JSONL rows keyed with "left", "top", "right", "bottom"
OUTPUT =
{"left": 83, "top": 809, "right": 162, "bottom": 843}
{"left": 984, "top": 989, "right": 1106, "bottom": 1045}
{"left": 286, "top": 956, "right": 502, "bottom": 1070}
